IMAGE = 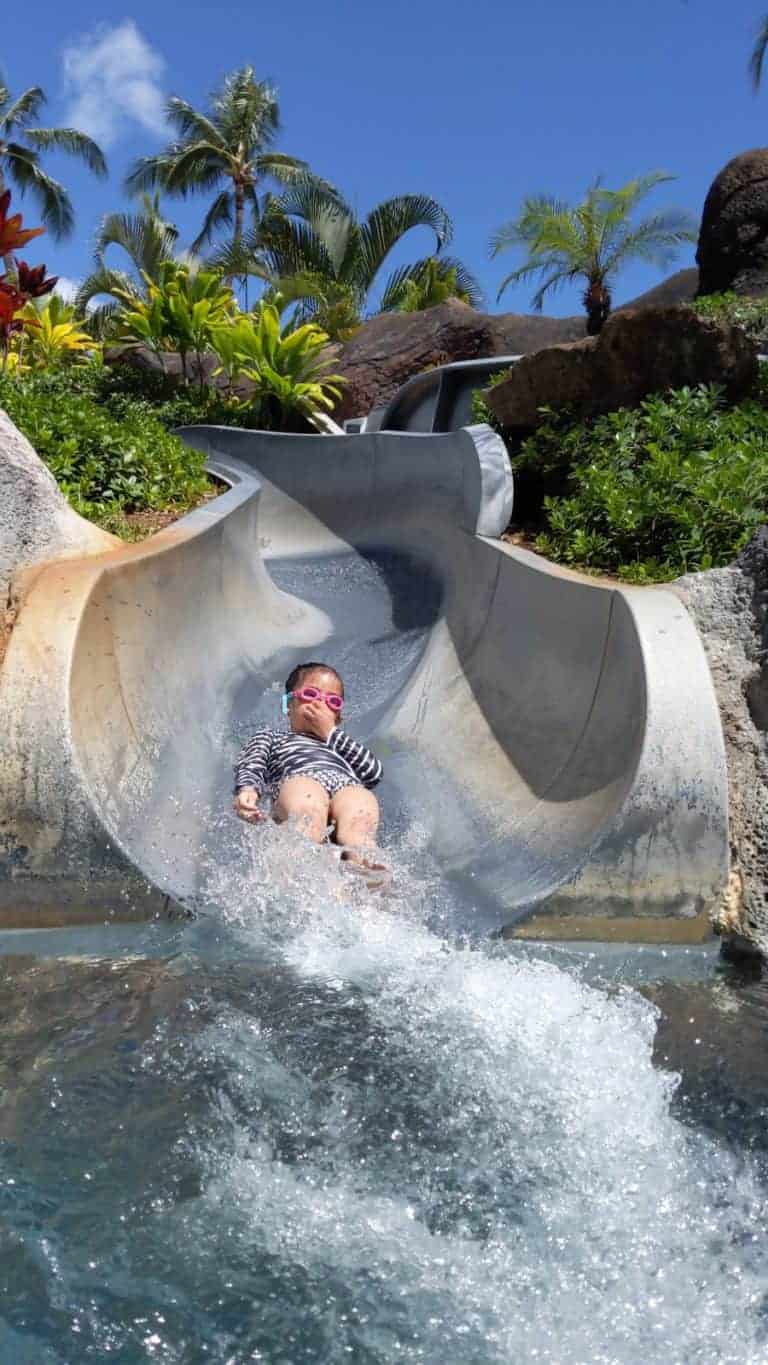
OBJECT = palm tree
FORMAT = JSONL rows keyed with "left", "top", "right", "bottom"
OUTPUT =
{"left": 490, "top": 174, "right": 697, "bottom": 334}
{"left": 124, "top": 67, "right": 316, "bottom": 255}
{"left": 381, "top": 255, "right": 482, "bottom": 312}
{"left": 75, "top": 194, "right": 181, "bottom": 334}
{"left": 0, "top": 73, "right": 107, "bottom": 242}
{"left": 749, "top": 16, "right": 768, "bottom": 87}
{"left": 213, "top": 182, "right": 459, "bottom": 337}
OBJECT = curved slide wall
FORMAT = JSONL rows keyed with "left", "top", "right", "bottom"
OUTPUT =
{"left": 0, "top": 422, "right": 728, "bottom": 931}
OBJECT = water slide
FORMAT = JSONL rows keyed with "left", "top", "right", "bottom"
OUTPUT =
{"left": 0, "top": 421, "right": 728, "bottom": 934}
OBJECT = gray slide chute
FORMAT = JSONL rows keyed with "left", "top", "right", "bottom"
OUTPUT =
{"left": 0, "top": 421, "right": 728, "bottom": 932}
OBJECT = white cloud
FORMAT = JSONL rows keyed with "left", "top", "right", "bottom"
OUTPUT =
{"left": 54, "top": 276, "right": 78, "bottom": 303}
{"left": 61, "top": 20, "right": 167, "bottom": 149}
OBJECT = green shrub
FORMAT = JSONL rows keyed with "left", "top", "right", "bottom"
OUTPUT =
{"left": 691, "top": 292, "right": 768, "bottom": 348}
{"left": 519, "top": 382, "right": 768, "bottom": 581}
{"left": 470, "top": 369, "right": 510, "bottom": 431}
{"left": 0, "top": 367, "right": 210, "bottom": 523}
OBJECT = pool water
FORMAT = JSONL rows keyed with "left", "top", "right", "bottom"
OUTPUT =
{"left": 1, "top": 824, "right": 768, "bottom": 1364}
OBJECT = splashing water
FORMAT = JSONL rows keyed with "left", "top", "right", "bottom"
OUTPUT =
{"left": 2, "top": 823, "right": 767, "bottom": 1362}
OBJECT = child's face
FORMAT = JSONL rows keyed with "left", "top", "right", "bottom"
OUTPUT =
{"left": 287, "top": 668, "right": 344, "bottom": 734}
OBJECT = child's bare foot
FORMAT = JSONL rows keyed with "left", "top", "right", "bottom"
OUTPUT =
{"left": 339, "top": 848, "right": 391, "bottom": 889}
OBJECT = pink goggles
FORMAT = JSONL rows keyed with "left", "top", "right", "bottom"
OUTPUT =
{"left": 281, "top": 685, "right": 344, "bottom": 715}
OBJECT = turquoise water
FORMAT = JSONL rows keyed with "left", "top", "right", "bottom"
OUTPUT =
{"left": 1, "top": 825, "right": 767, "bottom": 1363}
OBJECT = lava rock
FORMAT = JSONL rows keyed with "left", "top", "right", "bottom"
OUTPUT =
{"left": 329, "top": 299, "right": 587, "bottom": 423}
{"left": 485, "top": 306, "right": 758, "bottom": 431}
{"left": 697, "top": 148, "right": 768, "bottom": 297}
{"left": 0, "top": 409, "right": 114, "bottom": 610}
{"left": 676, "top": 530, "right": 768, "bottom": 960}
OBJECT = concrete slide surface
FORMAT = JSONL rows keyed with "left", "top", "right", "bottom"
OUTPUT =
{"left": 0, "top": 422, "right": 728, "bottom": 934}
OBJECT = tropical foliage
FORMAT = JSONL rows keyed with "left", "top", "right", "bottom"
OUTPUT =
{"left": 0, "top": 189, "right": 56, "bottom": 366}
{"left": 16, "top": 295, "right": 94, "bottom": 370}
{"left": 76, "top": 194, "right": 181, "bottom": 334}
{"left": 383, "top": 256, "right": 482, "bottom": 312}
{"left": 691, "top": 291, "right": 768, "bottom": 348}
{"left": 114, "top": 260, "right": 236, "bottom": 381}
{"left": 0, "top": 365, "right": 210, "bottom": 520}
{"left": 515, "top": 382, "right": 768, "bottom": 581}
{"left": 210, "top": 304, "right": 344, "bottom": 429}
{"left": 0, "top": 72, "right": 106, "bottom": 242}
{"left": 490, "top": 174, "right": 696, "bottom": 333}
{"left": 213, "top": 182, "right": 458, "bottom": 336}
{"left": 124, "top": 67, "right": 315, "bottom": 255}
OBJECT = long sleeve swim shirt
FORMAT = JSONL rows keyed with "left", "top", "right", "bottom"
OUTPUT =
{"left": 234, "top": 725, "right": 383, "bottom": 795}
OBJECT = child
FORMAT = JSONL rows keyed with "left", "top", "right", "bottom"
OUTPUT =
{"left": 233, "top": 661, "right": 384, "bottom": 868}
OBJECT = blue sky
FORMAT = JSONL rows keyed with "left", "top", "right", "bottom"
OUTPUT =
{"left": 3, "top": 0, "right": 768, "bottom": 316}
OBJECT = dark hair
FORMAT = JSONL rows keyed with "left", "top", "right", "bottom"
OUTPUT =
{"left": 284, "top": 661, "right": 345, "bottom": 696}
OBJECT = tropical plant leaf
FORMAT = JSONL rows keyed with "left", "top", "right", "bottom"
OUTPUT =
{"left": 24, "top": 127, "right": 107, "bottom": 177}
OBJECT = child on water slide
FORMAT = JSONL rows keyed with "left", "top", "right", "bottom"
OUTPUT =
{"left": 233, "top": 660, "right": 386, "bottom": 872}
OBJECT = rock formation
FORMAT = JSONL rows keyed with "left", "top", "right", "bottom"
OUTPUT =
{"left": 328, "top": 299, "right": 587, "bottom": 422}
{"left": 676, "top": 532, "right": 768, "bottom": 958}
{"left": 697, "top": 148, "right": 768, "bottom": 297}
{"left": 0, "top": 410, "right": 114, "bottom": 662}
{"left": 485, "top": 306, "right": 757, "bottom": 431}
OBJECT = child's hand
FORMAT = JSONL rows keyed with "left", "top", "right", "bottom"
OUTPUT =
{"left": 234, "top": 787, "right": 265, "bottom": 823}
{"left": 301, "top": 700, "right": 338, "bottom": 742}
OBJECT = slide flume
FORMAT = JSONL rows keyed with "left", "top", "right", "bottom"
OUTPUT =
{"left": 0, "top": 423, "right": 728, "bottom": 933}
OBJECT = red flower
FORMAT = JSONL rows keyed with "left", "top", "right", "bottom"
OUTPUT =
{"left": 0, "top": 189, "right": 45, "bottom": 257}
{"left": 15, "top": 260, "right": 57, "bottom": 299}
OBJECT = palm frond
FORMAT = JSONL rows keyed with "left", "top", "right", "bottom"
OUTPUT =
{"left": 355, "top": 194, "right": 452, "bottom": 292}
{"left": 259, "top": 212, "right": 339, "bottom": 280}
{"left": 269, "top": 178, "right": 352, "bottom": 222}
{"left": 529, "top": 267, "right": 577, "bottom": 312}
{"left": 750, "top": 16, "right": 768, "bottom": 89}
{"left": 83, "top": 299, "right": 121, "bottom": 340}
{"left": 604, "top": 211, "right": 697, "bottom": 275}
{"left": 3, "top": 144, "right": 73, "bottom": 238}
{"left": 25, "top": 127, "right": 107, "bottom": 177}
{"left": 253, "top": 152, "right": 310, "bottom": 185}
{"left": 93, "top": 209, "right": 179, "bottom": 281}
{"left": 76, "top": 265, "right": 138, "bottom": 312}
{"left": 190, "top": 190, "right": 234, "bottom": 252}
{"left": 379, "top": 255, "right": 483, "bottom": 310}
{"left": 490, "top": 196, "right": 574, "bottom": 256}
{"left": 206, "top": 231, "right": 271, "bottom": 281}
{"left": 213, "top": 68, "right": 280, "bottom": 149}
{"left": 125, "top": 154, "right": 170, "bottom": 195}
{"left": 164, "top": 96, "right": 225, "bottom": 148}
{"left": 0, "top": 85, "right": 45, "bottom": 133}
{"left": 163, "top": 144, "right": 227, "bottom": 195}
{"left": 496, "top": 258, "right": 572, "bottom": 303}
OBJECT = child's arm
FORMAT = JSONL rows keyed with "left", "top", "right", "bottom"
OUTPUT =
{"left": 326, "top": 726, "right": 383, "bottom": 788}
{"left": 233, "top": 728, "right": 274, "bottom": 820}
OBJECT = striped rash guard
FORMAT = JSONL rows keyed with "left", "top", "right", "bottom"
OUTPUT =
{"left": 234, "top": 725, "right": 383, "bottom": 797}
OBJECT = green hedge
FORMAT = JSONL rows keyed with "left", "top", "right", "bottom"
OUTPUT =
{"left": 517, "top": 381, "right": 768, "bottom": 582}
{"left": 0, "top": 366, "right": 210, "bottom": 523}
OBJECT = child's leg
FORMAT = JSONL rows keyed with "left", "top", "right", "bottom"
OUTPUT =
{"left": 273, "top": 776, "right": 331, "bottom": 843}
{"left": 330, "top": 786, "right": 381, "bottom": 864}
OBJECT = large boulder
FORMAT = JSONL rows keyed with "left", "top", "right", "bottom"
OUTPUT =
{"left": 697, "top": 149, "right": 768, "bottom": 297}
{"left": 620, "top": 267, "right": 699, "bottom": 310}
{"left": 485, "top": 305, "right": 757, "bottom": 431}
{"left": 676, "top": 532, "right": 768, "bottom": 959}
{"left": 103, "top": 345, "right": 256, "bottom": 397}
{"left": 0, "top": 410, "right": 114, "bottom": 663}
{"left": 329, "top": 299, "right": 587, "bottom": 422}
